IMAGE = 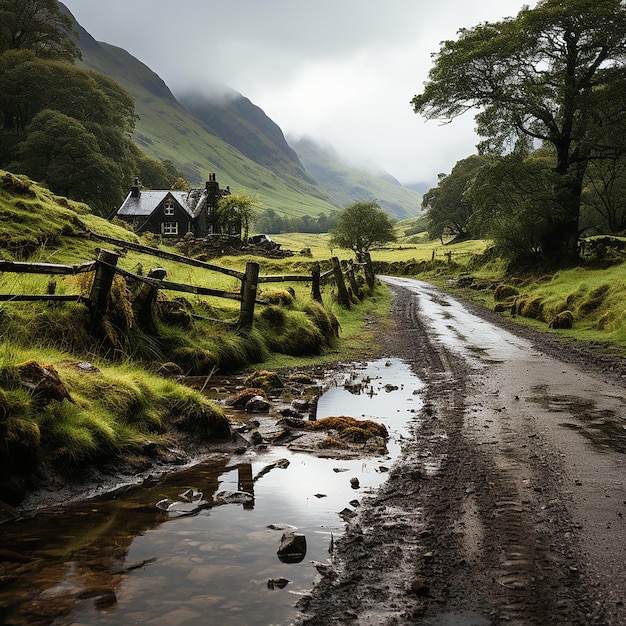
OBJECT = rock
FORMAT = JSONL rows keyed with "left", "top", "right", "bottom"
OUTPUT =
{"left": 250, "top": 430, "right": 264, "bottom": 446}
{"left": 277, "top": 531, "right": 307, "bottom": 563}
{"left": 291, "top": 399, "right": 310, "bottom": 412}
{"left": 384, "top": 384, "right": 399, "bottom": 392}
{"left": 277, "top": 416, "right": 306, "bottom": 428}
{"left": 410, "top": 577, "right": 430, "bottom": 597}
{"left": 16, "top": 360, "right": 72, "bottom": 405}
{"left": 339, "top": 508, "right": 357, "bottom": 521}
{"left": 350, "top": 477, "right": 360, "bottom": 489}
{"left": 142, "top": 441, "right": 159, "bottom": 457}
{"left": 75, "top": 361, "right": 101, "bottom": 373}
{"left": 313, "top": 562, "right": 334, "bottom": 578}
{"left": 267, "top": 577, "right": 290, "bottom": 590}
{"left": 267, "top": 523, "right": 297, "bottom": 531}
{"left": 245, "top": 396, "right": 271, "bottom": 413}
{"left": 215, "top": 490, "right": 254, "bottom": 505}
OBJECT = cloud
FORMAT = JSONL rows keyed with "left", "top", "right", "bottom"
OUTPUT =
{"left": 63, "top": 0, "right": 528, "bottom": 186}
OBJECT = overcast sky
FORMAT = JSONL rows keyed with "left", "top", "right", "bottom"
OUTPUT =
{"left": 61, "top": 0, "right": 528, "bottom": 188}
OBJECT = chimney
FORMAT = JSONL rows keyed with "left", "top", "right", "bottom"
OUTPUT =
{"left": 131, "top": 176, "right": 141, "bottom": 198}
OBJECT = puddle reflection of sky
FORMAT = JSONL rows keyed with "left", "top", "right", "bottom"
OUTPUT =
{"left": 0, "top": 359, "right": 424, "bottom": 626}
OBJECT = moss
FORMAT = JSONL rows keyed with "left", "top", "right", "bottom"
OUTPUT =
{"left": 513, "top": 294, "right": 545, "bottom": 320}
{"left": 244, "top": 370, "right": 284, "bottom": 390}
{"left": 169, "top": 346, "right": 219, "bottom": 375}
{"left": 307, "top": 415, "right": 388, "bottom": 441}
{"left": 548, "top": 310, "right": 574, "bottom": 329}
{"left": 163, "top": 389, "right": 230, "bottom": 440}
{"left": 493, "top": 284, "right": 519, "bottom": 301}
{"left": 230, "top": 387, "right": 269, "bottom": 407}
{"left": 577, "top": 283, "right": 611, "bottom": 316}
{"left": 261, "top": 289, "right": 295, "bottom": 306}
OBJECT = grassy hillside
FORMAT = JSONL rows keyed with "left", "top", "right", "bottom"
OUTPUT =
{"left": 71, "top": 26, "right": 337, "bottom": 218}
{"left": 65, "top": 7, "right": 420, "bottom": 223}
{"left": 291, "top": 137, "right": 423, "bottom": 219}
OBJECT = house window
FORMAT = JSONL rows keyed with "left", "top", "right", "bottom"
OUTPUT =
{"left": 164, "top": 199, "right": 175, "bottom": 216}
{"left": 162, "top": 222, "right": 178, "bottom": 235}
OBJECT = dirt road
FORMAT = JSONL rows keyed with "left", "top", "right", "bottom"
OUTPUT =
{"left": 296, "top": 278, "right": 626, "bottom": 626}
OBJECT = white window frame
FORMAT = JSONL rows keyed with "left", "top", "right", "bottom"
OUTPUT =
{"left": 163, "top": 199, "right": 175, "bottom": 216}
{"left": 162, "top": 221, "right": 178, "bottom": 235}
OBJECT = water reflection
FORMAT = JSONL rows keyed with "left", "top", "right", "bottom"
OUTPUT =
{"left": 0, "top": 358, "right": 423, "bottom": 626}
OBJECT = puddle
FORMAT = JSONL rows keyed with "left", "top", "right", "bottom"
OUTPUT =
{"left": 382, "top": 277, "right": 532, "bottom": 364}
{"left": 0, "top": 359, "right": 423, "bottom": 626}
{"left": 528, "top": 386, "right": 626, "bottom": 453}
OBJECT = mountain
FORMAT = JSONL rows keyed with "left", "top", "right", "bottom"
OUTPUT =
{"left": 290, "top": 138, "right": 423, "bottom": 220}
{"left": 177, "top": 89, "right": 318, "bottom": 188}
{"left": 63, "top": 4, "right": 421, "bottom": 220}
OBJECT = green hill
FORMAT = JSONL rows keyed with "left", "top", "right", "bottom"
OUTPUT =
{"left": 291, "top": 137, "right": 423, "bottom": 220}
{"left": 65, "top": 5, "right": 421, "bottom": 222}
{"left": 70, "top": 19, "right": 335, "bottom": 219}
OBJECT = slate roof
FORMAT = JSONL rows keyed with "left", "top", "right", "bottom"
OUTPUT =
{"left": 117, "top": 188, "right": 209, "bottom": 218}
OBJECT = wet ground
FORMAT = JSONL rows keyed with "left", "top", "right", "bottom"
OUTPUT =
{"left": 3, "top": 277, "right": 626, "bottom": 626}
{"left": 297, "top": 277, "right": 626, "bottom": 626}
{"left": 0, "top": 359, "right": 424, "bottom": 626}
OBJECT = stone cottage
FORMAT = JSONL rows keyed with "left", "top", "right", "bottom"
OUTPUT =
{"left": 114, "top": 173, "right": 241, "bottom": 238}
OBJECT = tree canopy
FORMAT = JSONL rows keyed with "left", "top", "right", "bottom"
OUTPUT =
{"left": 0, "top": 0, "right": 81, "bottom": 61}
{"left": 423, "top": 155, "right": 489, "bottom": 242}
{"left": 216, "top": 191, "right": 258, "bottom": 241}
{"left": 412, "top": 0, "right": 626, "bottom": 263}
{"left": 329, "top": 200, "right": 396, "bottom": 254}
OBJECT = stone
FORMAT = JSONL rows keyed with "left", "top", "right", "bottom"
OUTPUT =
{"left": 277, "top": 531, "right": 307, "bottom": 563}
{"left": 350, "top": 477, "right": 360, "bottom": 489}
{"left": 291, "top": 399, "right": 310, "bottom": 412}
{"left": 410, "top": 577, "right": 430, "bottom": 597}
{"left": 245, "top": 396, "right": 271, "bottom": 413}
{"left": 215, "top": 490, "right": 254, "bottom": 505}
{"left": 267, "top": 577, "right": 290, "bottom": 589}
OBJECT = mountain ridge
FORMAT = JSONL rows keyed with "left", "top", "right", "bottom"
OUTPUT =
{"left": 62, "top": 3, "right": 422, "bottom": 220}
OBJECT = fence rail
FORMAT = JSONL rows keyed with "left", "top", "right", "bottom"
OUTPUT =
{"left": 0, "top": 233, "right": 374, "bottom": 331}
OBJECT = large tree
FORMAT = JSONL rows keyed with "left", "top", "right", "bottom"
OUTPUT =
{"left": 412, "top": 0, "right": 626, "bottom": 263}
{"left": 329, "top": 200, "right": 396, "bottom": 255}
{"left": 0, "top": 0, "right": 80, "bottom": 61}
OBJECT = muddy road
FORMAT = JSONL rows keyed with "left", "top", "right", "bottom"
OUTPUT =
{"left": 296, "top": 277, "right": 626, "bottom": 626}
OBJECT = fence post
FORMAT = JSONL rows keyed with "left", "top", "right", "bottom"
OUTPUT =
{"left": 311, "top": 262, "right": 322, "bottom": 303}
{"left": 347, "top": 263, "right": 360, "bottom": 299}
{"left": 238, "top": 261, "right": 260, "bottom": 330}
{"left": 133, "top": 267, "right": 167, "bottom": 333}
{"left": 331, "top": 256, "right": 351, "bottom": 308}
{"left": 363, "top": 252, "right": 375, "bottom": 291}
{"left": 89, "top": 249, "right": 119, "bottom": 325}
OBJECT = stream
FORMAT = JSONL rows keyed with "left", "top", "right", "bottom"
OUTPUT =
{"left": 0, "top": 358, "right": 424, "bottom": 626}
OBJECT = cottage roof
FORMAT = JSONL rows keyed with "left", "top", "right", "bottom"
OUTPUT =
{"left": 117, "top": 188, "right": 209, "bottom": 218}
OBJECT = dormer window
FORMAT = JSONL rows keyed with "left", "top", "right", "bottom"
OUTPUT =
{"left": 164, "top": 199, "right": 175, "bottom": 216}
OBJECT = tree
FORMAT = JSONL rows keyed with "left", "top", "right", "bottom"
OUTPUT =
{"left": 0, "top": 51, "right": 142, "bottom": 214}
{"left": 216, "top": 191, "right": 258, "bottom": 241}
{"left": 468, "top": 150, "right": 562, "bottom": 261}
{"left": 0, "top": 0, "right": 81, "bottom": 61}
{"left": 412, "top": 0, "right": 626, "bottom": 263}
{"left": 16, "top": 108, "right": 123, "bottom": 212}
{"left": 329, "top": 200, "right": 396, "bottom": 254}
{"left": 423, "top": 155, "right": 489, "bottom": 241}
{"left": 582, "top": 155, "right": 626, "bottom": 233}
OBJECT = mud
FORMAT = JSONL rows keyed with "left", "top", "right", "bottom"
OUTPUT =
{"left": 9, "top": 278, "right": 626, "bottom": 626}
{"left": 295, "top": 279, "right": 626, "bottom": 626}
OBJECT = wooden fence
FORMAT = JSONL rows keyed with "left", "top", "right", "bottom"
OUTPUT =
{"left": 0, "top": 232, "right": 374, "bottom": 332}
